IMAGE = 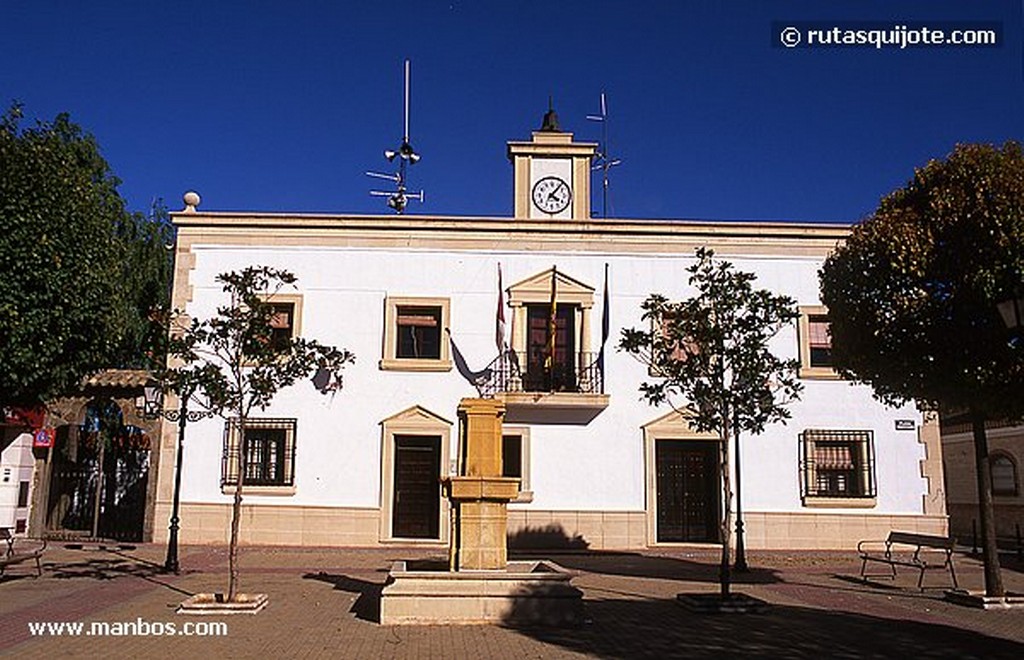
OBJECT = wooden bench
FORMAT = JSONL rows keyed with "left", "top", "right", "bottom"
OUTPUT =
{"left": 857, "top": 531, "right": 957, "bottom": 590}
{"left": 0, "top": 527, "right": 47, "bottom": 577}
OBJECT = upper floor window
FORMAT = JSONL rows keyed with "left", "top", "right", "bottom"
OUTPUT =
{"left": 798, "top": 306, "right": 840, "bottom": 379}
{"left": 257, "top": 293, "right": 303, "bottom": 353}
{"left": 380, "top": 297, "right": 452, "bottom": 372}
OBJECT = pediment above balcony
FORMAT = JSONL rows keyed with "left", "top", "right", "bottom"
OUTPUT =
{"left": 507, "top": 268, "right": 595, "bottom": 308}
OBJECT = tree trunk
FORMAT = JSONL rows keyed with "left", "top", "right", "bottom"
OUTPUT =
{"left": 227, "top": 417, "right": 246, "bottom": 602}
{"left": 719, "top": 413, "right": 732, "bottom": 600}
{"left": 970, "top": 411, "right": 1004, "bottom": 597}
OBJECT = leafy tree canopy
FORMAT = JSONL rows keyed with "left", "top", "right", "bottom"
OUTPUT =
{"left": 619, "top": 247, "right": 803, "bottom": 436}
{"left": 0, "top": 104, "right": 172, "bottom": 412}
{"left": 820, "top": 142, "right": 1024, "bottom": 419}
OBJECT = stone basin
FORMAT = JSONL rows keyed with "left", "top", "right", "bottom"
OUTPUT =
{"left": 379, "top": 559, "right": 583, "bottom": 626}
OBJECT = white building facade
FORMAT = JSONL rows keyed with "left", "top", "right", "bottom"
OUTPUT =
{"left": 155, "top": 124, "right": 948, "bottom": 550}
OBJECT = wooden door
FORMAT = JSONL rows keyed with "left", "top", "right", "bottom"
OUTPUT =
{"left": 655, "top": 440, "right": 719, "bottom": 542}
{"left": 392, "top": 435, "right": 441, "bottom": 539}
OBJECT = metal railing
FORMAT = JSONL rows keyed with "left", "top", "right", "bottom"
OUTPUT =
{"left": 478, "top": 351, "right": 604, "bottom": 398}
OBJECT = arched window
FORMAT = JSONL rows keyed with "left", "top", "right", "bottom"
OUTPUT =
{"left": 991, "top": 453, "right": 1018, "bottom": 496}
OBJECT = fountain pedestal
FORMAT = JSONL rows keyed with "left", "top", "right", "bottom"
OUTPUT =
{"left": 380, "top": 398, "right": 582, "bottom": 625}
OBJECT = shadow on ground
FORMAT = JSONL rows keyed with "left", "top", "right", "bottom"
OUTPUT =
{"left": 505, "top": 593, "right": 1023, "bottom": 659}
{"left": 303, "top": 571, "right": 382, "bottom": 623}
{"left": 42, "top": 549, "right": 194, "bottom": 596}
{"left": 509, "top": 550, "right": 782, "bottom": 585}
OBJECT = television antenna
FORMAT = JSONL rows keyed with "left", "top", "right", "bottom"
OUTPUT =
{"left": 586, "top": 91, "right": 622, "bottom": 218}
{"left": 366, "top": 59, "right": 424, "bottom": 213}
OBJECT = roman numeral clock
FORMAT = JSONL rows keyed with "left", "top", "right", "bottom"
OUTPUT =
{"left": 507, "top": 105, "right": 598, "bottom": 221}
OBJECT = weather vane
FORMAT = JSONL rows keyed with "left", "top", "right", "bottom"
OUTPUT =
{"left": 586, "top": 91, "right": 622, "bottom": 218}
{"left": 366, "top": 59, "right": 424, "bottom": 214}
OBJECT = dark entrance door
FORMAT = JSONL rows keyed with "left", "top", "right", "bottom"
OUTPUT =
{"left": 392, "top": 435, "right": 441, "bottom": 539}
{"left": 525, "top": 304, "right": 577, "bottom": 391}
{"left": 46, "top": 401, "right": 150, "bottom": 542}
{"left": 655, "top": 440, "right": 719, "bottom": 542}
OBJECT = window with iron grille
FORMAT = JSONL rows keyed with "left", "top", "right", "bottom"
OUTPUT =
{"left": 799, "top": 429, "right": 876, "bottom": 500}
{"left": 991, "top": 453, "right": 1018, "bottom": 496}
{"left": 222, "top": 418, "right": 297, "bottom": 488}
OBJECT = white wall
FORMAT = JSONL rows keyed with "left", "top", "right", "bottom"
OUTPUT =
{"left": 177, "top": 244, "right": 927, "bottom": 516}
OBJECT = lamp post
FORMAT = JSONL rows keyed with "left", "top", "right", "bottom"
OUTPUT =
{"left": 138, "top": 384, "right": 213, "bottom": 574}
{"left": 733, "top": 424, "right": 749, "bottom": 572}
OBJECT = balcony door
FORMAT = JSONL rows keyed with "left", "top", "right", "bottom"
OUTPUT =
{"left": 525, "top": 304, "right": 577, "bottom": 391}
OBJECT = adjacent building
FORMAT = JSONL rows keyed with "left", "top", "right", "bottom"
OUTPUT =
{"left": 941, "top": 415, "right": 1022, "bottom": 544}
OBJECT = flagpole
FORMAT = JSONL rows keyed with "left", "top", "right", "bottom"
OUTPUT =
{"left": 600, "top": 262, "right": 609, "bottom": 393}
{"left": 546, "top": 265, "right": 558, "bottom": 390}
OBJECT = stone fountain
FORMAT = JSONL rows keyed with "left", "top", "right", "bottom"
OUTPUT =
{"left": 380, "top": 398, "right": 582, "bottom": 625}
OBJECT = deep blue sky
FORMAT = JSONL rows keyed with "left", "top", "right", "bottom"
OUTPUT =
{"left": 3, "top": 1, "right": 1022, "bottom": 223}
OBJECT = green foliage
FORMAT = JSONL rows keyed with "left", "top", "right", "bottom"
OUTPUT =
{"left": 0, "top": 104, "right": 172, "bottom": 410}
{"left": 161, "top": 266, "right": 355, "bottom": 419}
{"left": 111, "top": 201, "right": 175, "bottom": 370}
{"left": 619, "top": 247, "right": 803, "bottom": 436}
{"left": 820, "top": 142, "right": 1024, "bottom": 419}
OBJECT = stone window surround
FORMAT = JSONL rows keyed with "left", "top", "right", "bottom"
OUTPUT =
{"left": 501, "top": 425, "right": 533, "bottom": 504}
{"left": 380, "top": 296, "right": 452, "bottom": 372}
{"left": 800, "top": 429, "right": 876, "bottom": 509}
{"left": 797, "top": 305, "right": 841, "bottom": 380}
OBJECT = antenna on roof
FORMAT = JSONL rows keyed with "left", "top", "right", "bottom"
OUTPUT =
{"left": 366, "top": 59, "right": 424, "bottom": 214}
{"left": 586, "top": 91, "right": 622, "bottom": 218}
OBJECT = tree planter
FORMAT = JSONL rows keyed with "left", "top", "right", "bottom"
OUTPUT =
{"left": 675, "top": 592, "right": 770, "bottom": 614}
{"left": 944, "top": 589, "right": 1024, "bottom": 610}
{"left": 177, "top": 593, "right": 268, "bottom": 615}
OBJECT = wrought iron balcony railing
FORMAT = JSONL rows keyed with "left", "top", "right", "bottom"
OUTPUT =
{"left": 477, "top": 351, "right": 604, "bottom": 398}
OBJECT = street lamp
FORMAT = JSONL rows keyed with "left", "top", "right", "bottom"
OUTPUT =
{"left": 137, "top": 383, "right": 213, "bottom": 574}
{"left": 997, "top": 292, "right": 1023, "bottom": 339}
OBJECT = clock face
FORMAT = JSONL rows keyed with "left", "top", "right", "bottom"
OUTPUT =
{"left": 531, "top": 176, "right": 572, "bottom": 215}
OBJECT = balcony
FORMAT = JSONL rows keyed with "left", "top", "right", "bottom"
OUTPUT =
{"left": 478, "top": 351, "right": 610, "bottom": 424}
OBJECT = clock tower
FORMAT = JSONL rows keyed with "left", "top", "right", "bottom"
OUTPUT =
{"left": 507, "top": 105, "right": 598, "bottom": 220}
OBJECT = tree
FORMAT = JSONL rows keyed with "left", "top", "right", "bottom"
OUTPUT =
{"left": 0, "top": 104, "right": 172, "bottom": 414}
{"left": 160, "top": 266, "right": 354, "bottom": 602}
{"left": 820, "top": 142, "right": 1024, "bottom": 598}
{"left": 620, "top": 248, "right": 802, "bottom": 598}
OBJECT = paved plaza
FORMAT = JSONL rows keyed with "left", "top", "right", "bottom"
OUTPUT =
{"left": 1, "top": 542, "right": 1022, "bottom": 658}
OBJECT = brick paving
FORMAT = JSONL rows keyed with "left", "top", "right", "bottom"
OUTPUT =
{"left": 1, "top": 543, "right": 1022, "bottom": 659}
